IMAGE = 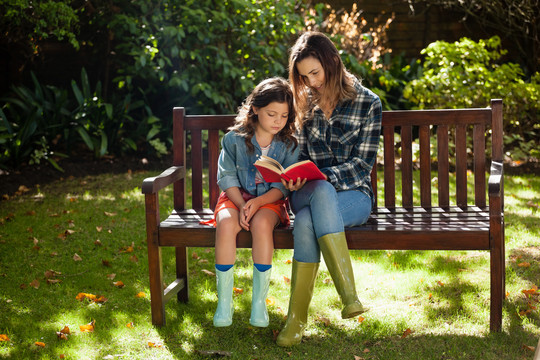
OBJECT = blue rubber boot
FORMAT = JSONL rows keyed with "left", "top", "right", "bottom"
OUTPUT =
{"left": 250, "top": 266, "right": 271, "bottom": 327}
{"left": 213, "top": 267, "right": 234, "bottom": 327}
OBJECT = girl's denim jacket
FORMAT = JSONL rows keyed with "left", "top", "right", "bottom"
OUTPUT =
{"left": 217, "top": 130, "right": 300, "bottom": 198}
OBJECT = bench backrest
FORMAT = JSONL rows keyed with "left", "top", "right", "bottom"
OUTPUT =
{"left": 172, "top": 99, "right": 503, "bottom": 211}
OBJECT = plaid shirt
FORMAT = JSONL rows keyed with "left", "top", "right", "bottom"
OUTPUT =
{"left": 297, "top": 78, "right": 382, "bottom": 201}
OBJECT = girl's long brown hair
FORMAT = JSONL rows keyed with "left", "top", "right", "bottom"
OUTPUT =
{"left": 229, "top": 77, "right": 297, "bottom": 153}
{"left": 289, "top": 31, "right": 357, "bottom": 128}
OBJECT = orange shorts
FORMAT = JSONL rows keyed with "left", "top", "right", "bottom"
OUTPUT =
{"left": 201, "top": 190, "right": 290, "bottom": 228}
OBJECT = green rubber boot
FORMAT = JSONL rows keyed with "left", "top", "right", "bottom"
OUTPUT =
{"left": 213, "top": 267, "right": 234, "bottom": 327}
{"left": 250, "top": 266, "right": 271, "bottom": 327}
{"left": 318, "top": 232, "right": 366, "bottom": 319}
{"left": 276, "top": 259, "right": 319, "bottom": 347}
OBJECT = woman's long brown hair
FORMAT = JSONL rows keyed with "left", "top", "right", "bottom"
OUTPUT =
{"left": 289, "top": 31, "right": 357, "bottom": 128}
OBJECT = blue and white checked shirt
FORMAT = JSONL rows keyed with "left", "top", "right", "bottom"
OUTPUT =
{"left": 296, "top": 78, "right": 382, "bottom": 202}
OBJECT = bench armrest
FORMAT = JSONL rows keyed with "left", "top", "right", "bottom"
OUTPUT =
{"left": 142, "top": 166, "right": 186, "bottom": 194}
{"left": 487, "top": 161, "right": 503, "bottom": 198}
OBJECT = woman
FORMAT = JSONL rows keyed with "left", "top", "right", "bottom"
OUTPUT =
{"left": 276, "top": 31, "right": 382, "bottom": 346}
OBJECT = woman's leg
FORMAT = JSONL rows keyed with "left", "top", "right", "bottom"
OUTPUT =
{"left": 213, "top": 208, "right": 242, "bottom": 327}
{"left": 249, "top": 209, "right": 279, "bottom": 327}
{"left": 291, "top": 182, "right": 370, "bottom": 320}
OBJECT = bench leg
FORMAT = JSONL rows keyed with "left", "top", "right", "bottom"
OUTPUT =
{"left": 148, "top": 241, "right": 166, "bottom": 326}
{"left": 490, "top": 235, "right": 504, "bottom": 332}
{"left": 176, "top": 246, "right": 189, "bottom": 302}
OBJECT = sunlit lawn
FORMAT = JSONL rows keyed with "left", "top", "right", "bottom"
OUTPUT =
{"left": 0, "top": 169, "right": 539, "bottom": 359}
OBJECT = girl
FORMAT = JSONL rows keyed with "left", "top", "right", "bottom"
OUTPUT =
{"left": 276, "top": 32, "right": 382, "bottom": 346}
{"left": 210, "top": 77, "right": 299, "bottom": 327}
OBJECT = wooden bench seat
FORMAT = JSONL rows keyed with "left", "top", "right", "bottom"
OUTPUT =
{"left": 142, "top": 99, "right": 505, "bottom": 331}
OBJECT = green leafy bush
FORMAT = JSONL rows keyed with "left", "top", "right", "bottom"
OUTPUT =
{"left": 105, "top": 0, "right": 305, "bottom": 118}
{"left": 403, "top": 36, "right": 540, "bottom": 162}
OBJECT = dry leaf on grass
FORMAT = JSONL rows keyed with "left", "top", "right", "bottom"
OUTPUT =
{"left": 113, "top": 281, "right": 125, "bottom": 288}
{"left": 0, "top": 334, "right": 10, "bottom": 341}
{"left": 135, "top": 292, "right": 146, "bottom": 298}
{"left": 29, "top": 279, "right": 40, "bottom": 289}
{"left": 80, "top": 320, "right": 95, "bottom": 332}
{"left": 34, "top": 341, "right": 46, "bottom": 347}
{"left": 73, "top": 253, "right": 82, "bottom": 261}
{"left": 201, "top": 269, "right": 215, "bottom": 276}
{"left": 401, "top": 328, "right": 413, "bottom": 338}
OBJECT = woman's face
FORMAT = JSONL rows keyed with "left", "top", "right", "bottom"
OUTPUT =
{"left": 296, "top": 56, "right": 326, "bottom": 94}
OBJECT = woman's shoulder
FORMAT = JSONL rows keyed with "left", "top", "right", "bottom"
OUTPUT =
{"left": 352, "top": 78, "right": 379, "bottom": 101}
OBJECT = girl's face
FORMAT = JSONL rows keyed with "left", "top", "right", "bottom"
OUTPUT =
{"left": 296, "top": 56, "right": 326, "bottom": 94}
{"left": 253, "top": 101, "right": 290, "bottom": 138}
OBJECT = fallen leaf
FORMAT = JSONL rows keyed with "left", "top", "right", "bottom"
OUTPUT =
{"left": 0, "top": 334, "right": 10, "bottom": 341}
{"left": 29, "top": 279, "right": 40, "bottom": 289}
{"left": 44, "top": 270, "right": 61, "bottom": 278}
{"left": 233, "top": 287, "right": 243, "bottom": 295}
{"left": 201, "top": 269, "right": 215, "bottom": 276}
{"left": 401, "top": 328, "right": 413, "bottom": 338}
{"left": 94, "top": 239, "right": 102, "bottom": 246}
{"left": 113, "top": 281, "right": 125, "bottom": 288}
{"left": 136, "top": 292, "right": 146, "bottom": 298}
{"left": 102, "top": 260, "right": 111, "bottom": 267}
{"left": 76, "top": 292, "right": 96, "bottom": 301}
{"left": 358, "top": 316, "right": 365, "bottom": 323}
{"left": 283, "top": 276, "right": 291, "bottom": 284}
{"left": 96, "top": 226, "right": 103, "bottom": 232}
{"left": 95, "top": 296, "right": 108, "bottom": 303}
{"left": 129, "top": 255, "right": 139, "bottom": 263}
{"left": 148, "top": 342, "right": 162, "bottom": 348}
{"left": 126, "top": 322, "right": 134, "bottom": 328}
{"left": 104, "top": 211, "right": 117, "bottom": 217}
{"left": 73, "top": 253, "right": 82, "bottom": 261}
{"left": 437, "top": 281, "right": 444, "bottom": 286}
{"left": 518, "top": 262, "right": 531, "bottom": 267}
{"left": 119, "top": 242, "right": 134, "bottom": 253}
{"left": 192, "top": 252, "right": 199, "bottom": 259}
{"left": 106, "top": 273, "right": 116, "bottom": 280}
{"left": 316, "top": 316, "right": 330, "bottom": 326}
{"left": 522, "top": 344, "right": 535, "bottom": 352}
{"left": 80, "top": 320, "right": 95, "bottom": 332}
{"left": 363, "top": 348, "right": 370, "bottom": 353}
{"left": 26, "top": 210, "right": 36, "bottom": 216}
{"left": 285, "top": 259, "right": 292, "bottom": 264}
{"left": 34, "top": 341, "right": 46, "bottom": 347}
{"left": 59, "top": 326, "right": 70, "bottom": 335}
{"left": 47, "top": 279, "right": 62, "bottom": 284}
{"left": 56, "top": 332, "right": 68, "bottom": 340}
{"left": 266, "top": 296, "right": 276, "bottom": 306}
{"left": 354, "top": 356, "right": 366, "bottom": 360}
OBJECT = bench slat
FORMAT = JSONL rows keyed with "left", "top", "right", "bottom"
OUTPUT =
{"left": 401, "top": 125, "right": 413, "bottom": 207}
{"left": 455, "top": 124, "right": 468, "bottom": 206}
{"left": 419, "top": 124, "right": 431, "bottom": 207}
{"left": 437, "top": 125, "right": 450, "bottom": 207}
{"left": 383, "top": 125, "right": 396, "bottom": 207}
{"left": 191, "top": 129, "right": 203, "bottom": 210}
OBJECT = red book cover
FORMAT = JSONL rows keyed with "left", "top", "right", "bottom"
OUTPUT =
{"left": 254, "top": 156, "right": 326, "bottom": 183}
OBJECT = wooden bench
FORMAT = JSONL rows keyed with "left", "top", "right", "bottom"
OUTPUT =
{"left": 142, "top": 99, "right": 505, "bottom": 331}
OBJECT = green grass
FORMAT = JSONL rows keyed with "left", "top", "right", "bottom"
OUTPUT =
{"left": 0, "top": 169, "right": 539, "bottom": 359}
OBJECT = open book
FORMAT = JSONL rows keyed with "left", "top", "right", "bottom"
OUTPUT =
{"left": 254, "top": 155, "right": 326, "bottom": 183}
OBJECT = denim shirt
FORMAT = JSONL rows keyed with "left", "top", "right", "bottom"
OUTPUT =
{"left": 217, "top": 130, "right": 300, "bottom": 198}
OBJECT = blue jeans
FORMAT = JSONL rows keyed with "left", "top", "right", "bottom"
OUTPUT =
{"left": 290, "top": 180, "right": 372, "bottom": 263}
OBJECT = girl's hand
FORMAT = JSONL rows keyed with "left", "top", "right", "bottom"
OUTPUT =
{"left": 281, "top": 177, "right": 308, "bottom": 191}
{"left": 243, "top": 198, "right": 262, "bottom": 225}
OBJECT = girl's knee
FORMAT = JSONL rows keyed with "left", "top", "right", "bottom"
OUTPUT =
{"left": 216, "top": 216, "right": 242, "bottom": 235}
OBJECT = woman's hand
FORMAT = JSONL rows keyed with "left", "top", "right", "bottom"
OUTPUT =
{"left": 281, "top": 177, "right": 308, "bottom": 192}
